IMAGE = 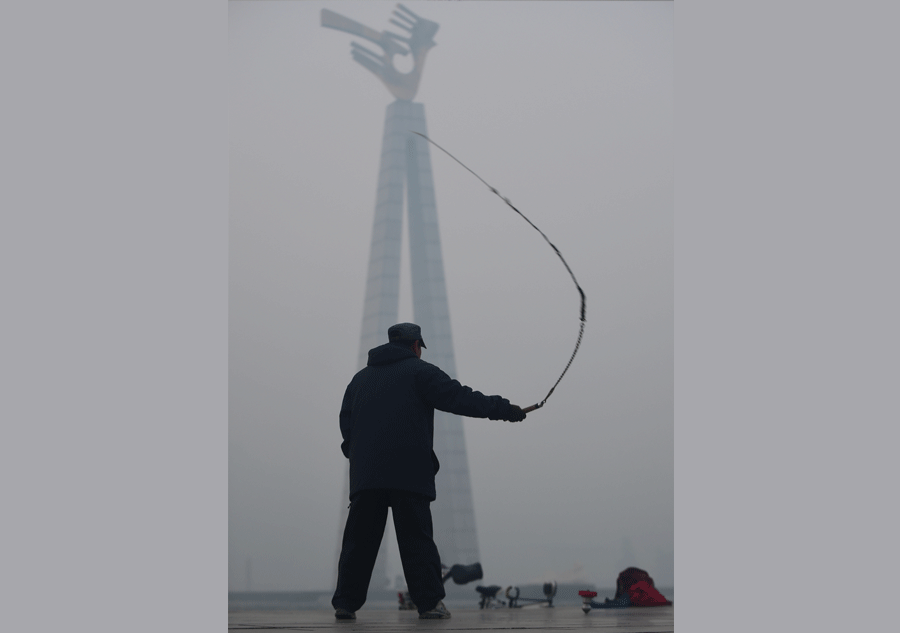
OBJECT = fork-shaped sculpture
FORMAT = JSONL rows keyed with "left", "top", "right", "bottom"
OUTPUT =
{"left": 321, "top": 3, "right": 439, "bottom": 101}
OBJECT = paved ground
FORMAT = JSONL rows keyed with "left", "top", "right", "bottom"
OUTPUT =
{"left": 228, "top": 606, "right": 674, "bottom": 632}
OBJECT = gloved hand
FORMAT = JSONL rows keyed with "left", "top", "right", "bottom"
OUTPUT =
{"left": 507, "top": 405, "right": 526, "bottom": 422}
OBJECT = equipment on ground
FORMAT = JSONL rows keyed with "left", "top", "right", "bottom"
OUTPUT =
{"left": 397, "top": 562, "right": 484, "bottom": 610}
{"left": 475, "top": 581, "right": 558, "bottom": 609}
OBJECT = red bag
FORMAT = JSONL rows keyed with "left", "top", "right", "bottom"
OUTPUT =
{"left": 614, "top": 567, "right": 672, "bottom": 606}
{"left": 627, "top": 580, "right": 671, "bottom": 606}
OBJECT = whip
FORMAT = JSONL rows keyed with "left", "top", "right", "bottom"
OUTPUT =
{"left": 412, "top": 132, "right": 586, "bottom": 413}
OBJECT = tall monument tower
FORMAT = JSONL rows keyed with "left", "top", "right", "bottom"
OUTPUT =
{"left": 322, "top": 5, "right": 480, "bottom": 589}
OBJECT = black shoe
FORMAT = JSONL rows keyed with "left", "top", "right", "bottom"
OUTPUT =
{"left": 334, "top": 607, "right": 356, "bottom": 620}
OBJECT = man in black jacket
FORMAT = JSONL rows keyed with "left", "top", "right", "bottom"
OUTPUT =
{"left": 332, "top": 323, "right": 526, "bottom": 620}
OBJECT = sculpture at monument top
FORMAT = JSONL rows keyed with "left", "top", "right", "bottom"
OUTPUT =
{"left": 321, "top": 3, "right": 438, "bottom": 101}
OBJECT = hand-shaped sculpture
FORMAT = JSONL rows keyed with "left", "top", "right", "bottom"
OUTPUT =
{"left": 321, "top": 3, "right": 439, "bottom": 101}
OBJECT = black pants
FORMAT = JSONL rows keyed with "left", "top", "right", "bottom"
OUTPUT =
{"left": 332, "top": 488, "right": 445, "bottom": 614}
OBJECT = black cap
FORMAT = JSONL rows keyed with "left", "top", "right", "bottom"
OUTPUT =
{"left": 388, "top": 322, "right": 427, "bottom": 348}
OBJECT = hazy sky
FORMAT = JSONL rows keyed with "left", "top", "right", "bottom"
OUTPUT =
{"left": 229, "top": 0, "right": 673, "bottom": 592}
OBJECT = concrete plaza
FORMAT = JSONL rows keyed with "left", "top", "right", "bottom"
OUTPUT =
{"left": 229, "top": 605, "right": 674, "bottom": 632}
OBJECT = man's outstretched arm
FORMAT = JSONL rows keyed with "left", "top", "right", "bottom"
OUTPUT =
{"left": 418, "top": 365, "right": 527, "bottom": 422}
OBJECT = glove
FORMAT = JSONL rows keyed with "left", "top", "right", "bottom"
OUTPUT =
{"left": 507, "top": 405, "right": 526, "bottom": 422}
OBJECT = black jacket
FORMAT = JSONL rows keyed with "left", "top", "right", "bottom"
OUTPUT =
{"left": 340, "top": 342, "right": 519, "bottom": 500}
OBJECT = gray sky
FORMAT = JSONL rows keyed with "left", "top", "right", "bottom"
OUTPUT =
{"left": 229, "top": 0, "right": 672, "bottom": 592}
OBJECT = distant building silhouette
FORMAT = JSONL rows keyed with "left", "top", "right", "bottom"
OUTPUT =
{"left": 323, "top": 5, "right": 480, "bottom": 589}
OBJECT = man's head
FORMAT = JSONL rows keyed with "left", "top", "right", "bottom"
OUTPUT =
{"left": 388, "top": 322, "right": 427, "bottom": 356}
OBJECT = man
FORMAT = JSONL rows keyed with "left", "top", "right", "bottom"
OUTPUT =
{"left": 332, "top": 323, "right": 527, "bottom": 620}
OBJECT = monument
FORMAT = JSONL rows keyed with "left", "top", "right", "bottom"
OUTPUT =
{"left": 322, "top": 5, "right": 481, "bottom": 590}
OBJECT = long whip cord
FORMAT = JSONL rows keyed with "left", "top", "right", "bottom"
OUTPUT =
{"left": 412, "top": 131, "right": 586, "bottom": 412}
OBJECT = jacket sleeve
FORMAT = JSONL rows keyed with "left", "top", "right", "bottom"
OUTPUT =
{"left": 416, "top": 363, "right": 516, "bottom": 420}
{"left": 339, "top": 384, "right": 353, "bottom": 458}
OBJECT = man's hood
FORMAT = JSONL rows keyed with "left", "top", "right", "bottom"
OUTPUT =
{"left": 367, "top": 342, "right": 417, "bottom": 367}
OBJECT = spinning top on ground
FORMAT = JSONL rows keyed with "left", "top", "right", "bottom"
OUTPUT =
{"left": 578, "top": 590, "right": 597, "bottom": 614}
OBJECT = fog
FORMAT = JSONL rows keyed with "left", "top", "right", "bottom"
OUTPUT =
{"left": 229, "top": 1, "right": 673, "bottom": 592}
